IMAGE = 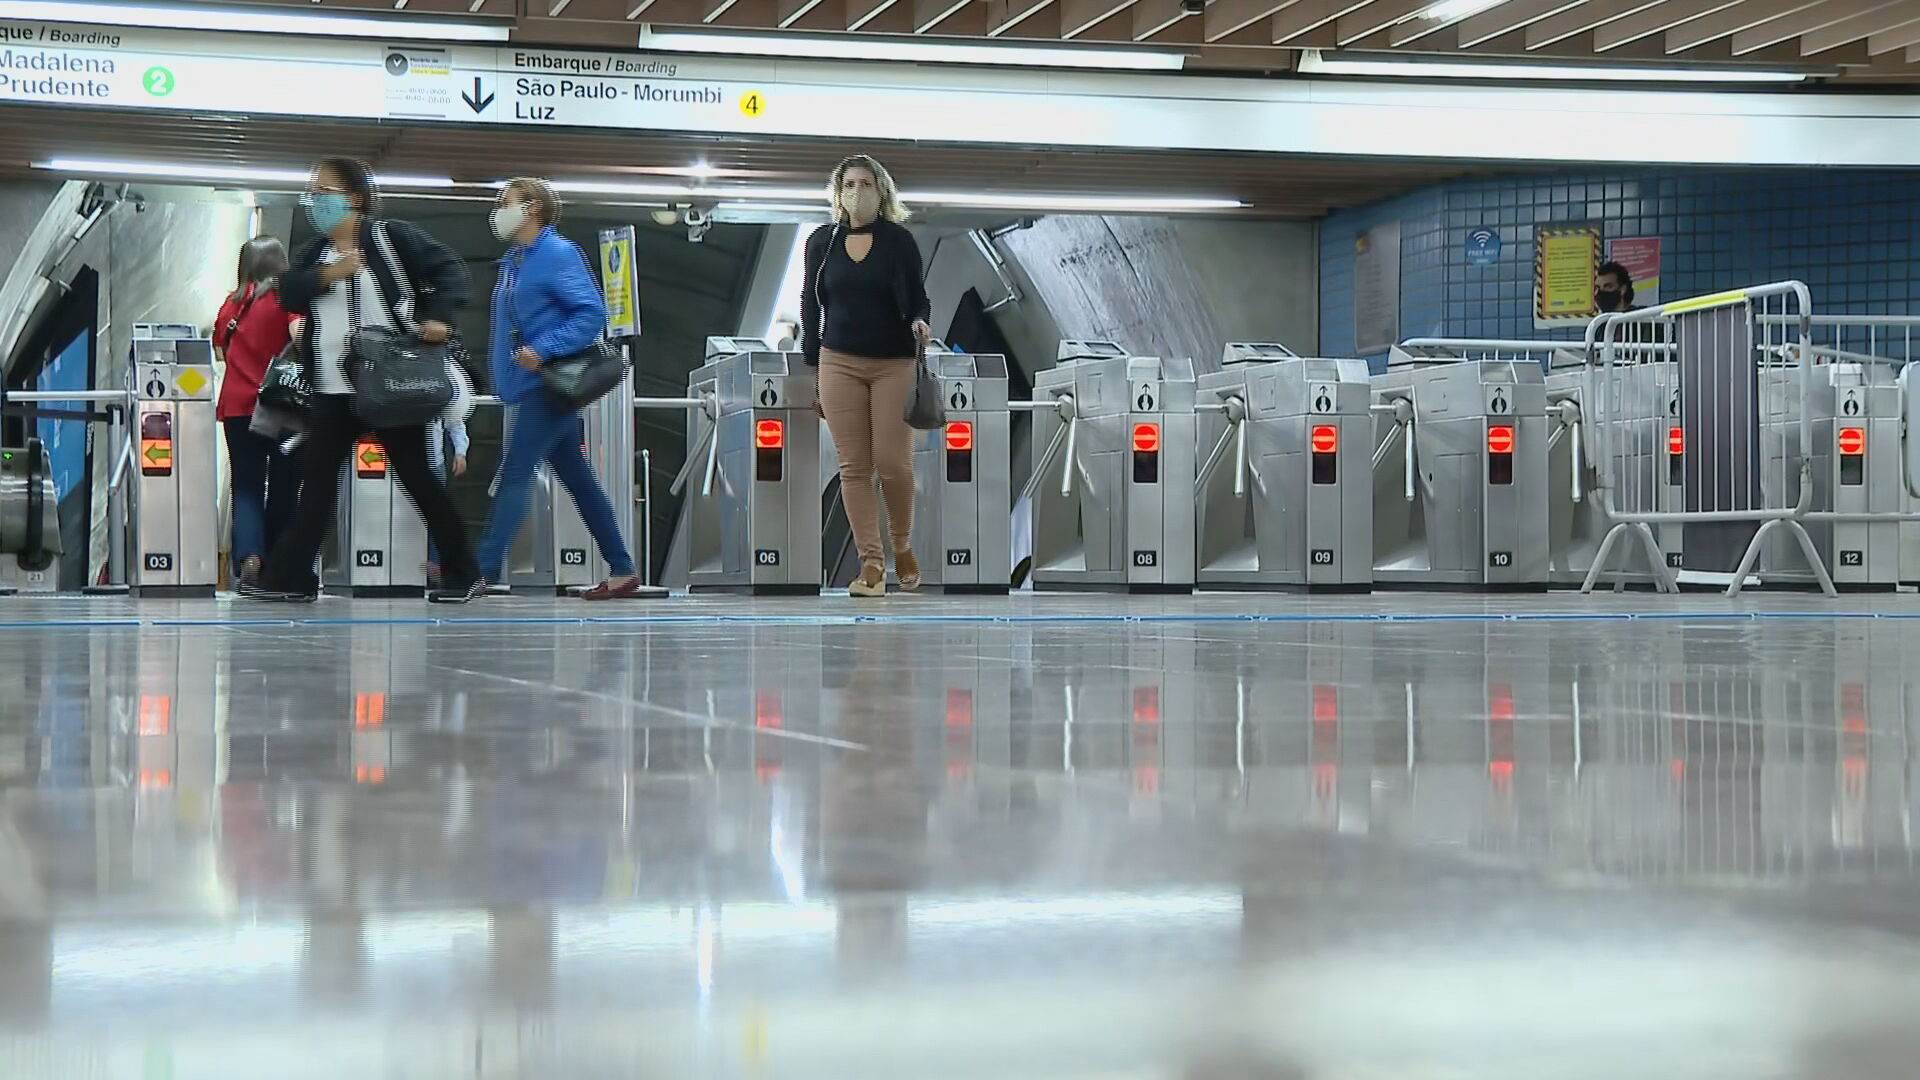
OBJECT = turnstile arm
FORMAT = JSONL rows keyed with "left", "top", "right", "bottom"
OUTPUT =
{"left": 1020, "top": 397, "right": 1077, "bottom": 503}
{"left": 1059, "top": 414, "right": 1082, "bottom": 497}
{"left": 1549, "top": 399, "right": 1584, "bottom": 504}
{"left": 1373, "top": 397, "right": 1416, "bottom": 502}
{"left": 1196, "top": 420, "right": 1239, "bottom": 494}
{"left": 665, "top": 395, "right": 722, "bottom": 498}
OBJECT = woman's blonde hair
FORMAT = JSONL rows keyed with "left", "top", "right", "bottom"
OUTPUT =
{"left": 828, "top": 155, "right": 910, "bottom": 225}
{"left": 503, "top": 176, "right": 564, "bottom": 227}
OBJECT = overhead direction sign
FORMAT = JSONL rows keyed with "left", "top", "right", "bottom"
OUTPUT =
{"left": 1, "top": 20, "right": 1919, "bottom": 166}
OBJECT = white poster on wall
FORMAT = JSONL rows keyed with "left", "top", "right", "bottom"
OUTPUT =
{"left": 1353, "top": 222, "right": 1401, "bottom": 354}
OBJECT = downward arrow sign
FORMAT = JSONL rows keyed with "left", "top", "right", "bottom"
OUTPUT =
{"left": 461, "top": 76, "right": 495, "bottom": 115}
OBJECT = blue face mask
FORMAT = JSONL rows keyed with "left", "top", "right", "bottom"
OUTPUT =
{"left": 305, "top": 192, "right": 352, "bottom": 236}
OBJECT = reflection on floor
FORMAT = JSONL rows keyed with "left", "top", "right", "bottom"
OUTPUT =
{"left": 1, "top": 592, "right": 1919, "bottom": 1078}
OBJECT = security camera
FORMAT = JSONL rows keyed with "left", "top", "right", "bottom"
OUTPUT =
{"left": 683, "top": 205, "right": 712, "bottom": 244}
{"left": 649, "top": 207, "right": 679, "bottom": 227}
{"left": 1181, "top": 0, "right": 1203, "bottom": 13}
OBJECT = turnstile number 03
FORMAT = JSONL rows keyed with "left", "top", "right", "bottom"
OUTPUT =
{"left": 132, "top": 326, "right": 218, "bottom": 597}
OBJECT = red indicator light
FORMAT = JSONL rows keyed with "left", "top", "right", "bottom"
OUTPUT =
{"left": 944, "top": 420, "right": 974, "bottom": 452}
{"left": 1310, "top": 424, "right": 1338, "bottom": 454}
{"left": 138, "top": 695, "right": 171, "bottom": 736}
{"left": 755, "top": 419, "right": 784, "bottom": 450}
{"left": 1668, "top": 426, "right": 1685, "bottom": 456}
{"left": 945, "top": 688, "right": 974, "bottom": 729}
{"left": 1132, "top": 685, "right": 1162, "bottom": 725}
{"left": 755, "top": 691, "right": 782, "bottom": 730}
{"left": 1838, "top": 427, "right": 1866, "bottom": 456}
{"left": 1132, "top": 422, "right": 1160, "bottom": 454}
{"left": 1486, "top": 425, "right": 1515, "bottom": 455}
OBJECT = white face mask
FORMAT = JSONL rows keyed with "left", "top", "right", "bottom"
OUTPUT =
{"left": 842, "top": 187, "right": 880, "bottom": 224}
{"left": 490, "top": 201, "right": 530, "bottom": 241}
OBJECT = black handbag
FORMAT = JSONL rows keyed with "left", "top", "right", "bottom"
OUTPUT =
{"left": 539, "top": 339, "right": 628, "bottom": 408}
{"left": 511, "top": 241, "right": 630, "bottom": 409}
{"left": 902, "top": 338, "right": 945, "bottom": 431}
{"left": 256, "top": 343, "right": 312, "bottom": 413}
{"left": 343, "top": 250, "right": 454, "bottom": 428}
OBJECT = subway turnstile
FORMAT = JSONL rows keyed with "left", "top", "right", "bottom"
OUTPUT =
{"left": 1372, "top": 352, "right": 1550, "bottom": 589}
{"left": 1765, "top": 356, "right": 1905, "bottom": 590}
{"left": 679, "top": 337, "right": 820, "bottom": 594}
{"left": 1029, "top": 341, "right": 1196, "bottom": 593}
{"left": 131, "top": 326, "right": 218, "bottom": 597}
{"left": 909, "top": 347, "right": 1011, "bottom": 593}
{"left": 1195, "top": 344, "right": 1373, "bottom": 592}
{"left": 502, "top": 378, "right": 637, "bottom": 593}
{"left": 326, "top": 429, "right": 429, "bottom": 597}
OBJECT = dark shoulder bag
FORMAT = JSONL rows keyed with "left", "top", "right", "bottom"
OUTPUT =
{"left": 516, "top": 241, "right": 629, "bottom": 408}
{"left": 895, "top": 239, "right": 944, "bottom": 430}
{"left": 347, "top": 222, "right": 455, "bottom": 427}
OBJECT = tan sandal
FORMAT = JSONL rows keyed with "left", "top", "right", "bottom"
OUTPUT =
{"left": 895, "top": 548, "right": 921, "bottom": 592}
{"left": 849, "top": 562, "right": 886, "bottom": 598}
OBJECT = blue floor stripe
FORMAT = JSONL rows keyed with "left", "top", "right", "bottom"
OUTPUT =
{"left": 0, "top": 619, "right": 143, "bottom": 629}
{"left": 151, "top": 618, "right": 298, "bottom": 627}
{"left": 297, "top": 617, "right": 443, "bottom": 626}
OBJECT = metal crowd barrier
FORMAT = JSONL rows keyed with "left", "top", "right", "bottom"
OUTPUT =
{"left": 1397, "top": 338, "right": 1678, "bottom": 590}
{"left": 1583, "top": 281, "right": 1834, "bottom": 598}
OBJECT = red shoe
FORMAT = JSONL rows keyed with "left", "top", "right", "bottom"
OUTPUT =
{"left": 581, "top": 577, "right": 644, "bottom": 601}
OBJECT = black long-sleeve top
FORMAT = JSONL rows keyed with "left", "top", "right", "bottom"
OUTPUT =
{"left": 799, "top": 219, "right": 931, "bottom": 366}
{"left": 279, "top": 217, "right": 470, "bottom": 386}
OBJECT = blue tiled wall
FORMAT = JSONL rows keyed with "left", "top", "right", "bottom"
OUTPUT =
{"left": 1319, "top": 169, "right": 1920, "bottom": 364}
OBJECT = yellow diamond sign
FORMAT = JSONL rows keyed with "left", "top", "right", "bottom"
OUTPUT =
{"left": 174, "top": 368, "right": 209, "bottom": 398}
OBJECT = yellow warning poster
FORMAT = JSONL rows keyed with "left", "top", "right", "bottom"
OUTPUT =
{"left": 1534, "top": 224, "right": 1601, "bottom": 329}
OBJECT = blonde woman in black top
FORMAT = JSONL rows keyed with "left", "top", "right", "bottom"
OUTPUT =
{"left": 800, "top": 155, "right": 932, "bottom": 598}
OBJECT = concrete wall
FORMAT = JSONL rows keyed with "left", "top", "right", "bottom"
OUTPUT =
{"left": 0, "top": 180, "right": 61, "bottom": 277}
{"left": 990, "top": 216, "right": 1318, "bottom": 368}
{"left": 912, "top": 213, "right": 1317, "bottom": 506}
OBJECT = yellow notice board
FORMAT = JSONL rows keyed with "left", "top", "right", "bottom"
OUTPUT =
{"left": 598, "top": 226, "right": 641, "bottom": 339}
{"left": 1534, "top": 224, "right": 1601, "bottom": 329}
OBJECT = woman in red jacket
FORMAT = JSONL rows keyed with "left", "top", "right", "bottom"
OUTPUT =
{"left": 212, "top": 236, "right": 302, "bottom": 587}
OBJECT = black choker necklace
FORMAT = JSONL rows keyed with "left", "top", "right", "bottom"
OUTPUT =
{"left": 846, "top": 220, "right": 875, "bottom": 234}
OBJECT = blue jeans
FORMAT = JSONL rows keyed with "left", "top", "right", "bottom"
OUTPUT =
{"left": 476, "top": 391, "right": 635, "bottom": 582}
{"left": 224, "top": 417, "right": 301, "bottom": 570}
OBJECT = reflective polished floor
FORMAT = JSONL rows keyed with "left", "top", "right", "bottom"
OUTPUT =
{"left": 4, "top": 590, "right": 1920, "bottom": 1078}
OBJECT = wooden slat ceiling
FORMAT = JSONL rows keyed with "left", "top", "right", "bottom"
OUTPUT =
{"left": 214, "top": 0, "right": 1920, "bottom": 81}
{"left": 0, "top": 104, "right": 1498, "bottom": 218}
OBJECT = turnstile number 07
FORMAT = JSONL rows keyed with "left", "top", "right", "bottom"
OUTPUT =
{"left": 910, "top": 347, "right": 1011, "bottom": 593}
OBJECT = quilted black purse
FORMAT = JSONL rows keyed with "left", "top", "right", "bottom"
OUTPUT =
{"left": 342, "top": 236, "right": 454, "bottom": 428}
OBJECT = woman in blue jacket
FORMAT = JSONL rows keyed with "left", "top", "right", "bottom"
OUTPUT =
{"left": 475, "top": 177, "right": 640, "bottom": 599}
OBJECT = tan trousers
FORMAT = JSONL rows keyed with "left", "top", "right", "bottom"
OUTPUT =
{"left": 820, "top": 348, "right": 915, "bottom": 568}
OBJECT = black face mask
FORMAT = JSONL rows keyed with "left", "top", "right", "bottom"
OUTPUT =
{"left": 1595, "top": 289, "right": 1622, "bottom": 311}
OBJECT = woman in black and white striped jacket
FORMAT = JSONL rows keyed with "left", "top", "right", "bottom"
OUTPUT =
{"left": 244, "top": 156, "right": 483, "bottom": 604}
